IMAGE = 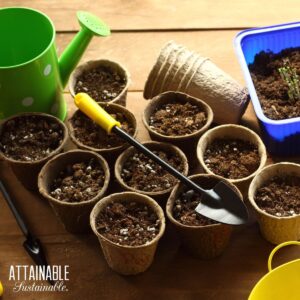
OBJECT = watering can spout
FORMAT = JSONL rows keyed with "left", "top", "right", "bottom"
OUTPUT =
{"left": 58, "top": 11, "right": 110, "bottom": 87}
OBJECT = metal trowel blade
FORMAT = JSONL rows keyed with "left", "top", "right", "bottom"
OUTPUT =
{"left": 195, "top": 181, "right": 249, "bottom": 225}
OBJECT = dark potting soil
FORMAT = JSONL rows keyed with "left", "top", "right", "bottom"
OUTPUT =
{"left": 149, "top": 101, "right": 207, "bottom": 136}
{"left": 255, "top": 175, "right": 300, "bottom": 217}
{"left": 96, "top": 201, "right": 160, "bottom": 246}
{"left": 0, "top": 115, "right": 63, "bottom": 161}
{"left": 75, "top": 66, "right": 126, "bottom": 102}
{"left": 50, "top": 159, "right": 105, "bottom": 203}
{"left": 249, "top": 48, "right": 300, "bottom": 120}
{"left": 70, "top": 110, "right": 134, "bottom": 149}
{"left": 173, "top": 189, "right": 218, "bottom": 226}
{"left": 121, "top": 150, "right": 184, "bottom": 192}
{"left": 204, "top": 139, "right": 260, "bottom": 179}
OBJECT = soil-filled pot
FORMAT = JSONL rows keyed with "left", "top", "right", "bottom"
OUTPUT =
{"left": 38, "top": 150, "right": 110, "bottom": 233}
{"left": 69, "top": 59, "right": 130, "bottom": 106}
{"left": 197, "top": 124, "right": 267, "bottom": 198}
{"left": 235, "top": 22, "right": 300, "bottom": 155}
{"left": 90, "top": 192, "right": 165, "bottom": 275}
{"left": 143, "top": 91, "right": 213, "bottom": 165}
{"left": 248, "top": 162, "right": 300, "bottom": 244}
{"left": 0, "top": 112, "right": 68, "bottom": 190}
{"left": 115, "top": 141, "right": 189, "bottom": 203}
{"left": 67, "top": 102, "right": 137, "bottom": 164}
{"left": 166, "top": 174, "right": 243, "bottom": 259}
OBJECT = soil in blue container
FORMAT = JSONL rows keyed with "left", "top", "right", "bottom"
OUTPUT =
{"left": 249, "top": 47, "right": 300, "bottom": 120}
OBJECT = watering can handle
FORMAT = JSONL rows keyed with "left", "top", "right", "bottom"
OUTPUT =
{"left": 268, "top": 241, "right": 300, "bottom": 272}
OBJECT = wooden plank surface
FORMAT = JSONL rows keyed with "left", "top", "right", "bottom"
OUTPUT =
{"left": 1, "top": 1, "right": 300, "bottom": 299}
{"left": 1, "top": 0, "right": 299, "bottom": 31}
{"left": 0, "top": 93, "right": 297, "bottom": 300}
{"left": 56, "top": 30, "right": 245, "bottom": 92}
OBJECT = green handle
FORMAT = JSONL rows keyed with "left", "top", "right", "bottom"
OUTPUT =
{"left": 59, "top": 27, "right": 93, "bottom": 87}
{"left": 59, "top": 11, "right": 111, "bottom": 88}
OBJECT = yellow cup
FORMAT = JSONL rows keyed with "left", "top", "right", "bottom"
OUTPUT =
{"left": 249, "top": 241, "right": 300, "bottom": 300}
{"left": 0, "top": 280, "right": 3, "bottom": 296}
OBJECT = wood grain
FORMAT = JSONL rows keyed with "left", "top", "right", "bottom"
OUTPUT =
{"left": 1, "top": 1, "right": 300, "bottom": 299}
{"left": 56, "top": 30, "right": 245, "bottom": 92}
{"left": 1, "top": 0, "right": 299, "bottom": 31}
{"left": 0, "top": 92, "right": 286, "bottom": 300}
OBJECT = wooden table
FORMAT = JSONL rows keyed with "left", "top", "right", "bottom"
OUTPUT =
{"left": 1, "top": 1, "right": 300, "bottom": 299}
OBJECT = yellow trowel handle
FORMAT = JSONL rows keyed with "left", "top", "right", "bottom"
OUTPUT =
{"left": 74, "top": 93, "right": 121, "bottom": 134}
{"left": 268, "top": 241, "right": 300, "bottom": 271}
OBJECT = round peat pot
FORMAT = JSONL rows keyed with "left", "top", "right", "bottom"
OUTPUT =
{"left": 115, "top": 141, "right": 189, "bottom": 204}
{"left": 197, "top": 124, "right": 267, "bottom": 198}
{"left": 0, "top": 112, "right": 68, "bottom": 190}
{"left": 248, "top": 163, "right": 300, "bottom": 244}
{"left": 67, "top": 102, "right": 137, "bottom": 164}
{"left": 143, "top": 91, "right": 213, "bottom": 166}
{"left": 90, "top": 192, "right": 165, "bottom": 275}
{"left": 166, "top": 174, "right": 242, "bottom": 259}
{"left": 69, "top": 59, "right": 130, "bottom": 106}
{"left": 38, "top": 150, "right": 110, "bottom": 233}
{"left": 249, "top": 241, "right": 300, "bottom": 300}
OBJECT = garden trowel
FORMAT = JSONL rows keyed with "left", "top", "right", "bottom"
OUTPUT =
{"left": 0, "top": 181, "right": 54, "bottom": 285}
{"left": 74, "top": 93, "right": 249, "bottom": 225}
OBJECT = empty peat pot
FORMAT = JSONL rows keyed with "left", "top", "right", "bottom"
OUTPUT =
{"left": 69, "top": 59, "right": 130, "bottom": 106}
{"left": 197, "top": 124, "right": 267, "bottom": 198}
{"left": 248, "top": 162, "right": 300, "bottom": 244}
{"left": 143, "top": 91, "right": 213, "bottom": 165}
{"left": 166, "top": 174, "right": 243, "bottom": 259}
{"left": 67, "top": 102, "right": 137, "bottom": 163}
{"left": 144, "top": 41, "right": 249, "bottom": 124}
{"left": 0, "top": 112, "right": 68, "bottom": 190}
{"left": 115, "top": 141, "right": 189, "bottom": 203}
{"left": 90, "top": 192, "right": 165, "bottom": 275}
{"left": 38, "top": 150, "right": 110, "bottom": 233}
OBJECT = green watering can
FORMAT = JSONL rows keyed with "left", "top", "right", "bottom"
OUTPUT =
{"left": 0, "top": 7, "right": 110, "bottom": 120}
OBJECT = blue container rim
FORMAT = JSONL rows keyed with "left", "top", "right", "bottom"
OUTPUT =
{"left": 234, "top": 21, "right": 300, "bottom": 125}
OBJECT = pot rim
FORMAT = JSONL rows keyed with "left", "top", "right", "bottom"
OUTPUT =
{"left": 197, "top": 124, "right": 267, "bottom": 184}
{"left": 248, "top": 162, "right": 300, "bottom": 220}
{"left": 38, "top": 149, "right": 110, "bottom": 206}
{"left": 0, "top": 112, "right": 68, "bottom": 165}
{"left": 68, "top": 58, "right": 131, "bottom": 101}
{"left": 143, "top": 91, "right": 213, "bottom": 141}
{"left": 115, "top": 140, "right": 189, "bottom": 196}
{"left": 90, "top": 191, "right": 166, "bottom": 249}
{"left": 166, "top": 173, "right": 242, "bottom": 229}
{"left": 67, "top": 102, "right": 138, "bottom": 153}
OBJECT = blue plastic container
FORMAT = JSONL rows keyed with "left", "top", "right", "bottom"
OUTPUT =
{"left": 235, "top": 22, "right": 300, "bottom": 156}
